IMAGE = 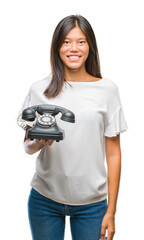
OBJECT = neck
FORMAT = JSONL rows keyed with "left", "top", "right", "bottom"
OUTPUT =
{"left": 64, "top": 66, "right": 89, "bottom": 82}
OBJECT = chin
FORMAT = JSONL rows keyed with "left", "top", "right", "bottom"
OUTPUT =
{"left": 67, "top": 66, "right": 83, "bottom": 71}
{"left": 65, "top": 62, "right": 85, "bottom": 70}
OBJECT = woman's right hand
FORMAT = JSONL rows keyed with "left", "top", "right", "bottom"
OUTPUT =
{"left": 24, "top": 138, "right": 55, "bottom": 154}
{"left": 23, "top": 126, "right": 55, "bottom": 154}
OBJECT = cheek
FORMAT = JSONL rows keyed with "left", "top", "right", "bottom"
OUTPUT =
{"left": 82, "top": 46, "right": 89, "bottom": 59}
{"left": 59, "top": 49, "right": 67, "bottom": 64}
{"left": 59, "top": 46, "right": 67, "bottom": 58}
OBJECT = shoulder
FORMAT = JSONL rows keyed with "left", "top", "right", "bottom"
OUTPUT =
{"left": 103, "top": 77, "right": 120, "bottom": 97}
{"left": 103, "top": 77, "right": 119, "bottom": 91}
{"left": 102, "top": 77, "right": 121, "bottom": 106}
{"left": 29, "top": 74, "right": 52, "bottom": 94}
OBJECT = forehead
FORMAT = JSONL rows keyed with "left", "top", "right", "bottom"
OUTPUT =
{"left": 65, "top": 27, "right": 86, "bottom": 39}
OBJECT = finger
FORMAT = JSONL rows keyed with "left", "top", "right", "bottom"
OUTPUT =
{"left": 48, "top": 140, "right": 54, "bottom": 145}
{"left": 101, "top": 226, "right": 107, "bottom": 240}
{"left": 40, "top": 139, "right": 47, "bottom": 145}
{"left": 43, "top": 139, "right": 54, "bottom": 145}
{"left": 100, "top": 236, "right": 105, "bottom": 240}
{"left": 107, "top": 229, "right": 115, "bottom": 240}
{"left": 42, "top": 139, "right": 52, "bottom": 142}
{"left": 35, "top": 139, "right": 54, "bottom": 145}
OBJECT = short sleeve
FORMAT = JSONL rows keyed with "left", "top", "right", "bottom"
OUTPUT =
{"left": 104, "top": 82, "right": 128, "bottom": 137}
{"left": 104, "top": 105, "right": 128, "bottom": 137}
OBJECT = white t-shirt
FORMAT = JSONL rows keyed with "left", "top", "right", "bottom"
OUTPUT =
{"left": 17, "top": 74, "right": 128, "bottom": 205}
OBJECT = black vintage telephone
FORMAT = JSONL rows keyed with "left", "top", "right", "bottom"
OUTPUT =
{"left": 21, "top": 104, "right": 75, "bottom": 142}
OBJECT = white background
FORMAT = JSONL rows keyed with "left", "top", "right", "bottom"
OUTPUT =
{"left": 0, "top": 0, "right": 143, "bottom": 239}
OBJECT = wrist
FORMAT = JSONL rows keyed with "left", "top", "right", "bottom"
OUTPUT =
{"left": 106, "top": 207, "right": 116, "bottom": 215}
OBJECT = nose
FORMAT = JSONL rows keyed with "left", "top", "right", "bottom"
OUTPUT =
{"left": 70, "top": 42, "right": 78, "bottom": 52}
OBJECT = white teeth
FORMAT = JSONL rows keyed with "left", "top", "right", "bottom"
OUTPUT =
{"left": 68, "top": 56, "right": 80, "bottom": 59}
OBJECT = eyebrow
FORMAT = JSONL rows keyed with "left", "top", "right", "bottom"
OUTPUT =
{"left": 64, "top": 37, "right": 86, "bottom": 40}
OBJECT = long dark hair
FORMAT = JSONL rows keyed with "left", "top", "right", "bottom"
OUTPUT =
{"left": 44, "top": 14, "right": 102, "bottom": 98}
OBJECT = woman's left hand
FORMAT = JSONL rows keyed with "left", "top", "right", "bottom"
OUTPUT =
{"left": 99, "top": 211, "right": 115, "bottom": 240}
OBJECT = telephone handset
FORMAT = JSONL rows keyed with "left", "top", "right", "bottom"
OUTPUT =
{"left": 21, "top": 104, "right": 75, "bottom": 142}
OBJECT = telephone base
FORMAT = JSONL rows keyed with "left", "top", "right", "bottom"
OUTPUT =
{"left": 30, "top": 139, "right": 60, "bottom": 142}
{"left": 27, "top": 133, "right": 64, "bottom": 141}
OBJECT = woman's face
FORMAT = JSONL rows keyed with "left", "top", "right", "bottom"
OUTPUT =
{"left": 59, "top": 26, "right": 89, "bottom": 71}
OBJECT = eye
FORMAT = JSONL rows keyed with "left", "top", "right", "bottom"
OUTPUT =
{"left": 79, "top": 41, "right": 86, "bottom": 45}
{"left": 64, "top": 40, "right": 70, "bottom": 45}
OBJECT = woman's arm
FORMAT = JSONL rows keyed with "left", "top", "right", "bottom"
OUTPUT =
{"left": 100, "top": 134, "right": 121, "bottom": 240}
{"left": 23, "top": 126, "right": 54, "bottom": 155}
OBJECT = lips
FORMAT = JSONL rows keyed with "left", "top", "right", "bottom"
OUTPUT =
{"left": 67, "top": 55, "right": 81, "bottom": 61}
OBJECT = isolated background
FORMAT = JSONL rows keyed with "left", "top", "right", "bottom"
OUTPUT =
{"left": 0, "top": 0, "right": 143, "bottom": 239}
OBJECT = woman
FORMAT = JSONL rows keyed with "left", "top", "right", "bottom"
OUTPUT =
{"left": 17, "top": 15, "right": 128, "bottom": 240}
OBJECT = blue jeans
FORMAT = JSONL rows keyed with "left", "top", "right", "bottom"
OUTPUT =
{"left": 28, "top": 188, "right": 107, "bottom": 240}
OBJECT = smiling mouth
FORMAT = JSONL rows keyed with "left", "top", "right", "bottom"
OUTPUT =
{"left": 67, "top": 55, "right": 82, "bottom": 60}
